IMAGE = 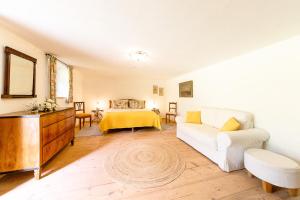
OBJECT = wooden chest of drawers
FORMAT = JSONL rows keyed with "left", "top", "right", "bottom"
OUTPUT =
{"left": 0, "top": 107, "right": 75, "bottom": 179}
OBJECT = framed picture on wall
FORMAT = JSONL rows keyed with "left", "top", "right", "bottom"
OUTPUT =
{"left": 153, "top": 85, "right": 158, "bottom": 94}
{"left": 159, "top": 87, "right": 164, "bottom": 96}
{"left": 179, "top": 80, "right": 193, "bottom": 97}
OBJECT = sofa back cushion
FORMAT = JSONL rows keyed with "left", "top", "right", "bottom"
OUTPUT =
{"left": 201, "top": 107, "right": 254, "bottom": 130}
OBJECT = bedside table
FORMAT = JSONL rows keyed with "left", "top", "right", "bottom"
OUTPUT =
{"left": 152, "top": 108, "right": 160, "bottom": 115}
{"left": 91, "top": 109, "right": 103, "bottom": 122}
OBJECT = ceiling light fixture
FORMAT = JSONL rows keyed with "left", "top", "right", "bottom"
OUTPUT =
{"left": 129, "top": 50, "right": 149, "bottom": 62}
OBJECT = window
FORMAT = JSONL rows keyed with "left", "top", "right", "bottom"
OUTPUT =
{"left": 56, "top": 61, "right": 69, "bottom": 98}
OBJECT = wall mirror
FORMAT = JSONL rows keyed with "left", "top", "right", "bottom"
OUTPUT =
{"left": 1, "top": 47, "right": 37, "bottom": 98}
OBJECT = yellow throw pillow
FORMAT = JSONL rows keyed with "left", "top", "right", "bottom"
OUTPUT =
{"left": 220, "top": 117, "right": 241, "bottom": 131}
{"left": 185, "top": 111, "right": 202, "bottom": 124}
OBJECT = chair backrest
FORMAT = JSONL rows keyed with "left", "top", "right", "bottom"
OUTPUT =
{"left": 74, "top": 102, "right": 85, "bottom": 113}
{"left": 169, "top": 102, "right": 177, "bottom": 113}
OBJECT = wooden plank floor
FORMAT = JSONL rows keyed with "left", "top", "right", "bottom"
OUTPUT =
{"left": 0, "top": 125, "right": 296, "bottom": 200}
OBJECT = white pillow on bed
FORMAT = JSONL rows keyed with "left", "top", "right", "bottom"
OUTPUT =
{"left": 129, "top": 100, "right": 145, "bottom": 109}
{"left": 112, "top": 99, "right": 128, "bottom": 109}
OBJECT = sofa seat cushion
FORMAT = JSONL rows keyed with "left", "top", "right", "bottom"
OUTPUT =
{"left": 178, "top": 123, "right": 219, "bottom": 150}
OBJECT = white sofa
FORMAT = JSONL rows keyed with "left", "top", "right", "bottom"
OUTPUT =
{"left": 175, "top": 107, "right": 269, "bottom": 172}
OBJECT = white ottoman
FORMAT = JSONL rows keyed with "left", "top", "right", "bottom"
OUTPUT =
{"left": 244, "top": 149, "right": 300, "bottom": 197}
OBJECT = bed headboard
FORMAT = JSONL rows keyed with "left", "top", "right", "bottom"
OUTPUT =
{"left": 109, "top": 99, "right": 146, "bottom": 109}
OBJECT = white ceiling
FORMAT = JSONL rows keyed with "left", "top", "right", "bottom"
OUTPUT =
{"left": 1, "top": 0, "right": 300, "bottom": 79}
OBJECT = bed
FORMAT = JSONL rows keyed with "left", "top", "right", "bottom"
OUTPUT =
{"left": 99, "top": 99, "right": 161, "bottom": 132}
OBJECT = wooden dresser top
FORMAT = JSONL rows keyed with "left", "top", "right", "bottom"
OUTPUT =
{"left": 0, "top": 107, "right": 74, "bottom": 118}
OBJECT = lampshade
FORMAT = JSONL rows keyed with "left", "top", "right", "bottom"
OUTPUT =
{"left": 96, "top": 100, "right": 106, "bottom": 109}
{"left": 146, "top": 100, "right": 156, "bottom": 109}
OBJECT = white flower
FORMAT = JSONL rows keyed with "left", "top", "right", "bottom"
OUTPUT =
{"left": 47, "top": 99, "right": 55, "bottom": 103}
{"left": 45, "top": 102, "right": 51, "bottom": 108}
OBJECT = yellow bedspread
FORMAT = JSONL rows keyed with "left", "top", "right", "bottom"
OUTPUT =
{"left": 99, "top": 111, "right": 161, "bottom": 132}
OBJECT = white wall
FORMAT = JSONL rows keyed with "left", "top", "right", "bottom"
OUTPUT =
{"left": 0, "top": 25, "right": 48, "bottom": 114}
{"left": 166, "top": 36, "right": 300, "bottom": 162}
{"left": 77, "top": 68, "right": 166, "bottom": 116}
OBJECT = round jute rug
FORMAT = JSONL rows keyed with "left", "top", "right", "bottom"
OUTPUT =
{"left": 105, "top": 140, "right": 185, "bottom": 188}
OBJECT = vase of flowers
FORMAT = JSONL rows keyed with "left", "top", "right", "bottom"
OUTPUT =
{"left": 26, "top": 101, "right": 40, "bottom": 113}
{"left": 39, "top": 99, "right": 58, "bottom": 112}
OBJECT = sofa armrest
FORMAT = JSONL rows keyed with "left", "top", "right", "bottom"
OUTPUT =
{"left": 216, "top": 128, "right": 270, "bottom": 171}
{"left": 217, "top": 128, "right": 270, "bottom": 151}
{"left": 175, "top": 116, "right": 184, "bottom": 124}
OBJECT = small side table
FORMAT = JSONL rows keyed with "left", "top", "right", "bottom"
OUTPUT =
{"left": 91, "top": 109, "right": 103, "bottom": 122}
{"left": 152, "top": 108, "right": 160, "bottom": 115}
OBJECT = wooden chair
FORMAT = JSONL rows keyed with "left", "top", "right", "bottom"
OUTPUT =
{"left": 165, "top": 102, "right": 177, "bottom": 123}
{"left": 74, "top": 102, "right": 92, "bottom": 129}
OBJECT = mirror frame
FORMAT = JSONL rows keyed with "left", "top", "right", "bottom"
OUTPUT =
{"left": 1, "top": 46, "right": 37, "bottom": 98}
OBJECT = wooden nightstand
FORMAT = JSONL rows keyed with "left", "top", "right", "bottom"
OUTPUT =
{"left": 91, "top": 109, "right": 103, "bottom": 122}
{"left": 152, "top": 108, "right": 160, "bottom": 115}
